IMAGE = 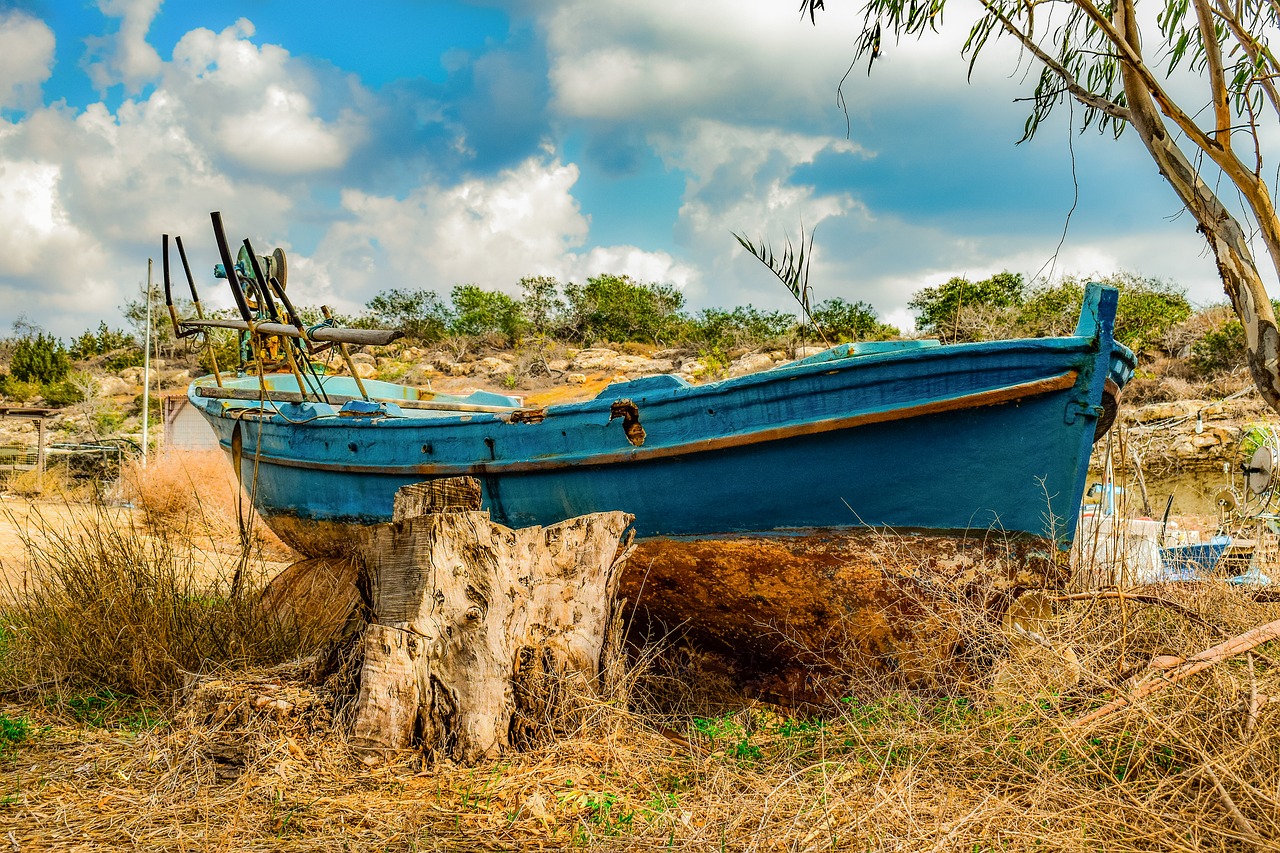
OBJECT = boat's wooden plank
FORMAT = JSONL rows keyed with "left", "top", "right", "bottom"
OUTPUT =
{"left": 180, "top": 318, "right": 402, "bottom": 346}
{"left": 194, "top": 385, "right": 527, "bottom": 415}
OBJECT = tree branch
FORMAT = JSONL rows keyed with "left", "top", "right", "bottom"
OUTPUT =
{"left": 1194, "top": 0, "right": 1233, "bottom": 150}
{"left": 1211, "top": 0, "right": 1280, "bottom": 120}
{"left": 977, "top": 0, "right": 1130, "bottom": 123}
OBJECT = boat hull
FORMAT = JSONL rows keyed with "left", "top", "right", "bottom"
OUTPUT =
{"left": 192, "top": 286, "right": 1132, "bottom": 562}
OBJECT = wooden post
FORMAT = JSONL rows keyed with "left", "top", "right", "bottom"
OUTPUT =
{"left": 34, "top": 417, "right": 45, "bottom": 492}
{"left": 349, "top": 477, "right": 634, "bottom": 764}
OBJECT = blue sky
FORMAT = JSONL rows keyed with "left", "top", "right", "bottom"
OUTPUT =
{"left": 0, "top": 0, "right": 1234, "bottom": 338}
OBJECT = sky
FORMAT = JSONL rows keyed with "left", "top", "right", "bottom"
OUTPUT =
{"left": 0, "top": 0, "right": 1242, "bottom": 339}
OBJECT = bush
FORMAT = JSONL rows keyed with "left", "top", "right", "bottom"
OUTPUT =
{"left": 683, "top": 306, "right": 795, "bottom": 353}
{"left": 908, "top": 272, "right": 1025, "bottom": 342}
{"left": 10, "top": 331, "right": 71, "bottom": 384}
{"left": 563, "top": 275, "right": 685, "bottom": 345}
{"left": 450, "top": 284, "right": 526, "bottom": 344}
{"left": 1106, "top": 272, "right": 1192, "bottom": 352}
{"left": 70, "top": 322, "right": 137, "bottom": 360}
{"left": 365, "top": 288, "right": 452, "bottom": 343}
{"left": 0, "top": 374, "right": 42, "bottom": 403}
{"left": 810, "top": 298, "right": 899, "bottom": 342}
{"left": 520, "top": 275, "right": 567, "bottom": 338}
{"left": 1191, "top": 318, "right": 1247, "bottom": 375}
{"left": 40, "top": 378, "right": 85, "bottom": 408}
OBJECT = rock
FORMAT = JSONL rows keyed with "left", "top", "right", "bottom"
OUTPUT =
{"left": 613, "top": 355, "right": 675, "bottom": 374}
{"left": 349, "top": 352, "right": 376, "bottom": 365}
{"left": 354, "top": 363, "right": 378, "bottom": 379}
{"left": 477, "top": 356, "right": 515, "bottom": 376}
{"left": 1134, "top": 402, "right": 1199, "bottom": 422}
{"left": 449, "top": 363, "right": 473, "bottom": 377}
{"left": 97, "top": 376, "right": 133, "bottom": 396}
{"left": 728, "top": 353, "right": 775, "bottom": 377}
{"left": 794, "top": 346, "right": 827, "bottom": 359}
{"left": 547, "top": 359, "right": 570, "bottom": 372}
{"left": 679, "top": 359, "right": 707, "bottom": 377}
{"left": 119, "top": 367, "right": 144, "bottom": 385}
{"left": 566, "top": 373, "right": 587, "bottom": 385}
{"left": 572, "top": 348, "right": 620, "bottom": 370}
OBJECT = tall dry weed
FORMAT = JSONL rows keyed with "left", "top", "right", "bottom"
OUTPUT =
{"left": 0, "top": 502, "right": 315, "bottom": 702}
{"left": 116, "top": 448, "right": 294, "bottom": 560}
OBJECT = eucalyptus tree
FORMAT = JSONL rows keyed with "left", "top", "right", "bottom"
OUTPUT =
{"left": 801, "top": 0, "right": 1280, "bottom": 410}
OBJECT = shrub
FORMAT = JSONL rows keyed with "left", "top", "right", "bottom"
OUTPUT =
{"left": 519, "top": 275, "right": 566, "bottom": 338}
{"left": 0, "top": 500, "right": 312, "bottom": 699}
{"left": 365, "top": 288, "right": 452, "bottom": 342}
{"left": 683, "top": 306, "right": 795, "bottom": 353}
{"left": 70, "top": 322, "right": 137, "bottom": 360}
{"left": 0, "top": 374, "right": 42, "bottom": 403}
{"left": 1191, "top": 318, "right": 1247, "bottom": 376}
{"left": 563, "top": 275, "right": 685, "bottom": 345}
{"left": 10, "top": 331, "right": 71, "bottom": 384}
{"left": 810, "top": 298, "right": 899, "bottom": 342}
{"left": 450, "top": 284, "right": 526, "bottom": 344}
{"left": 40, "top": 378, "right": 85, "bottom": 408}
{"left": 908, "top": 271, "right": 1025, "bottom": 342}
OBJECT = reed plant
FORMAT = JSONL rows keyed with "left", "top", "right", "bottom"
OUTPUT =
{"left": 0, "top": 499, "right": 313, "bottom": 705}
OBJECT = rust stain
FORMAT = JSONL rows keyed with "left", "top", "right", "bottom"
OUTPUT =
{"left": 620, "top": 530, "right": 1063, "bottom": 690}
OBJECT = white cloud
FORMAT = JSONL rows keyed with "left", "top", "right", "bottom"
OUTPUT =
{"left": 83, "top": 0, "right": 163, "bottom": 92}
{"left": 0, "top": 12, "right": 55, "bottom": 110}
{"left": 0, "top": 17, "right": 355, "bottom": 335}
{"left": 309, "top": 155, "right": 690, "bottom": 313}
{"left": 168, "top": 20, "right": 363, "bottom": 175}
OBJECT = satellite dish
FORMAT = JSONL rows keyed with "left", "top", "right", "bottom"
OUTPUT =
{"left": 1247, "top": 444, "right": 1275, "bottom": 495}
{"left": 1216, "top": 488, "right": 1240, "bottom": 512}
{"left": 272, "top": 248, "right": 288, "bottom": 290}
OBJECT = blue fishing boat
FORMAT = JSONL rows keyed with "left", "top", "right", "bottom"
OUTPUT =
{"left": 187, "top": 284, "right": 1134, "bottom": 561}
{"left": 166, "top": 214, "right": 1138, "bottom": 681}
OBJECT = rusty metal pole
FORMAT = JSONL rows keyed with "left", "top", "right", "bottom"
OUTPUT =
{"left": 142, "top": 258, "right": 154, "bottom": 467}
{"left": 35, "top": 416, "right": 45, "bottom": 493}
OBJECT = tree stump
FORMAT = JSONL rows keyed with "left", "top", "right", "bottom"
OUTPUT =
{"left": 349, "top": 477, "right": 634, "bottom": 764}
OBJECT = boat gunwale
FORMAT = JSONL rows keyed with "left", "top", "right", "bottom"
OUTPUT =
{"left": 209, "top": 368, "right": 1081, "bottom": 476}
{"left": 192, "top": 332, "right": 1131, "bottom": 422}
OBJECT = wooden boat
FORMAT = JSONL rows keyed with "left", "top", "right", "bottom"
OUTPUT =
{"left": 189, "top": 284, "right": 1131, "bottom": 562}
{"left": 173, "top": 218, "right": 1134, "bottom": 679}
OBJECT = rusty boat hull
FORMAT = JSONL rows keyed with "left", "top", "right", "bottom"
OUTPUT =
{"left": 194, "top": 284, "right": 1132, "bottom": 683}
{"left": 191, "top": 284, "right": 1131, "bottom": 559}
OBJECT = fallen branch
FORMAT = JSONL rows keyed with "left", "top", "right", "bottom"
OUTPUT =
{"left": 1054, "top": 590, "right": 1280, "bottom": 668}
{"left": 1074, "top": 616, "right": 1280, "bottom": 726}
{"left": 1198, "top": 762, "right": 1264, "bottom": 851}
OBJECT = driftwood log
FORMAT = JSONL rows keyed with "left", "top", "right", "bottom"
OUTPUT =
{"left": 348, "top": 477, "right": 634, "bottom": 764}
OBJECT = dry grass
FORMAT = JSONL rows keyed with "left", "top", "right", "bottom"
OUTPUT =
{"left": 0, "top": 501, "right": 317, "bottom": 703}
{"left": 116, "top": 448, "right": 295, "bottom": 561}
{"left": 0, "top": 486, "right": 1276, "bottom": 851}
{"left": 1, "top": 550, "right": 1277, "bottom": 850}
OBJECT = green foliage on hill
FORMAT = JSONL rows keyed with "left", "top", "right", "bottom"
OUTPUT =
{"left": 11, "top": 330, "right": 71, "bottom": 385}
{"left": 361, "top": 273, "right": 902, "bottom": 353}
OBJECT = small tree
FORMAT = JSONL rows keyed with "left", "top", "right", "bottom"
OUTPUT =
{"left": 449, "top": 285, "right": 526, "bottom": 344}
{"left": 810, "top": 297, "right": 899, "bottom": 342}
{"left": 908, "top": 272, "right": 1025, "bottom": 342}
{"left": 519, "top": 275, "right": 567, "bottom": 338}
{"left": 563, "top": 275, "right": 686, "bottom": 345}
{"left": 10, "top": 330, "right": 71, "bottom": 385}
{"left": 365, "top": 288, "right": 452, "bottom": 343}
